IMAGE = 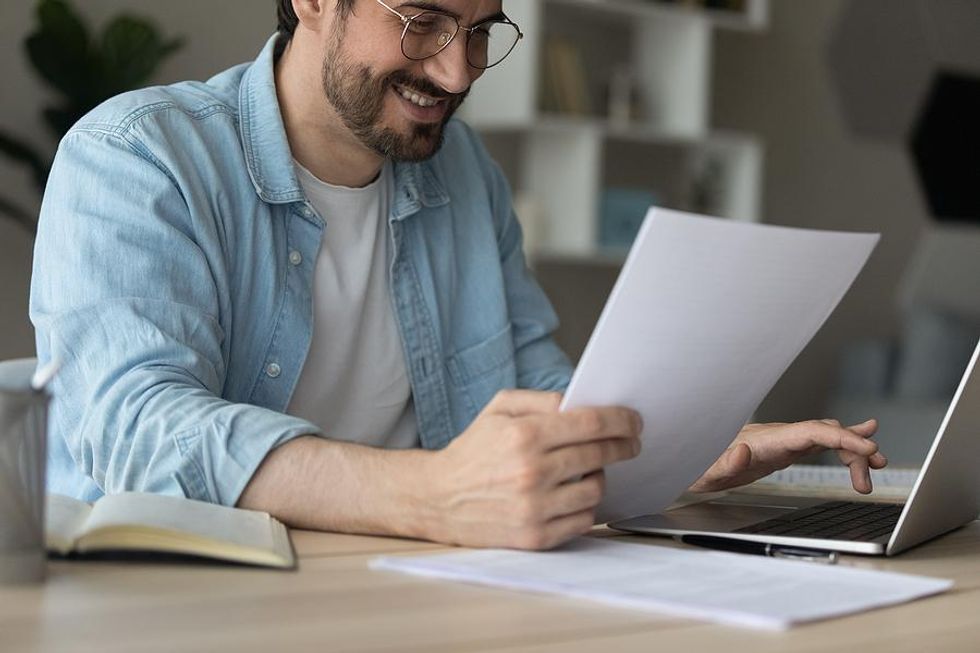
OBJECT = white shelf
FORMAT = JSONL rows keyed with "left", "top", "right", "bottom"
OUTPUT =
{"left": 546, "top": 0, "right": 768, "bottom": 31}
{"left": 461, "top": 0, "right": 768, "bottom": 257}
{"left": 479, "top": 114, "right": 760, "bottom": 150}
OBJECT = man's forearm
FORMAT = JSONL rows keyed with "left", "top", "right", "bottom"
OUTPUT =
{"left": 237, "top": 436, "right": 442, "bottom": 540}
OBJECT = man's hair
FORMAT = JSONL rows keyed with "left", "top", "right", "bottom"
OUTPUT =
{"left": 277, "top": 0, "right": 356, "bottom": 41}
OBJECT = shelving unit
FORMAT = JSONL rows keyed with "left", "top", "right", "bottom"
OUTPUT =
{"left": 459, "top": 0, "right": 768, "bottom": 259}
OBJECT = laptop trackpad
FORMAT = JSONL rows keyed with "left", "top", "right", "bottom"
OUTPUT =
{"left": 610, "top": 495, "right": 827, "bottom": 534}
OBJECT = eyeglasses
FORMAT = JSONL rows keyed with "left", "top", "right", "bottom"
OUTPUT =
{"left": 376, "top": 0, "right": 523, "bottom": 70}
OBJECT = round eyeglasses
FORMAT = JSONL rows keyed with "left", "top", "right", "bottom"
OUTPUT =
{"left": 376, "top": 1, "right": 523, "bottom": 70}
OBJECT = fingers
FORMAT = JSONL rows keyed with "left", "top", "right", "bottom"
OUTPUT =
{"left": 540, "top": 407, "right": 643, "bottom": 450}
{"left": 547, "top": 438, "right": 640, "bottom": 484}
{"left": 545, "top": 471, "right": 605, "bottom": 519}
{"left": 839, "top": 448, "right": 888, "bottom": 493}
{"left": 788, "top": 420, "right": 879, "bottom": 457}
{"left": 869, "top": 452, "right": 888, "bottom": 469}
{"left": 845, "top": 455, "right": 872, "bottom": 494}
{"left": 848, "top": 418, "right": 878, "bottom": 435}
{"left": 515, "top": 508, "right": 596, "bottom": 550}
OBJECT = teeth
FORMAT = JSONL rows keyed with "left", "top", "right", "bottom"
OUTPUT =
{"left": 398, "top": 87, "right": 439, "bottom": 107}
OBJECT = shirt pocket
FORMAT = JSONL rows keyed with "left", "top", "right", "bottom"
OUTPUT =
{"left": 446, "top": 322, "right": 518, "bottom": 417}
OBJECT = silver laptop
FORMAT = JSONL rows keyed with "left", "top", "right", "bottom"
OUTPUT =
{"left": 610, "top": 340, "right": 980, "bottom": 556}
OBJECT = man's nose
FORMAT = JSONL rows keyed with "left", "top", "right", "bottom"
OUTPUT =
{"left": 422, "top": 30, "right": 481, "bottom": 95}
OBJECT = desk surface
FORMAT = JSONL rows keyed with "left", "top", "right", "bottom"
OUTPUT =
{"left": 2, "top": 519, "right": 979, "bottom": 653}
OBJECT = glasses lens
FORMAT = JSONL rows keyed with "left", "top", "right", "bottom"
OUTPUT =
{"left": 402, "top": 12, "right": 459, "bottom": 60}
{"left": 467, "top": 21, "right": 521, "bottom": 69}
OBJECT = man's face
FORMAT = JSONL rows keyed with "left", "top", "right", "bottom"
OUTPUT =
{"left": 321, "top": 0, "right": 500, "bottom": 161}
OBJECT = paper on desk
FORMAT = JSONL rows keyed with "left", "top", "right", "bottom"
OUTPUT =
{"left": 371, "top": 538, "right": 952, "bottom": 630}
{"left": 561, "top": 209, "right": 879, "bottom": 523}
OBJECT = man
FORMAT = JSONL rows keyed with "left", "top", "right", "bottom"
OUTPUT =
{"left": 30, "top": 0, "right": 885, "bottom": 550}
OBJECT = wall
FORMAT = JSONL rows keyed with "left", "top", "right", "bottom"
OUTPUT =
{"left": 711, "top": 0, "right": 932, "bottom": 421}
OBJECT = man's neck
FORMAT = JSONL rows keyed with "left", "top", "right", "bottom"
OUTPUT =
{"left": 275, "top": 42, "right": 385, "bottom": 189}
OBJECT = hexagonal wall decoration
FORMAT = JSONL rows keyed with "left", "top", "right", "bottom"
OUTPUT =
{"left": 911, "top": 73, "right": 980, "bottom": 223}
{"left": 827, "top": 0, "right": 980, "bottom": 222}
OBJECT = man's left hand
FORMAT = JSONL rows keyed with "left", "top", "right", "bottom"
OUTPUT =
{"left": 689, "top": 419, "right": 887, "bottom": 494}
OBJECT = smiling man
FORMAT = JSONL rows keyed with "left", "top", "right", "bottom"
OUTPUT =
{"left": 30, "top": 0, "right": 886, "bottom": 550}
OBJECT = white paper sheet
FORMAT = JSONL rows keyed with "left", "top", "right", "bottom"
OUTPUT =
{"left": 371, "top": 538, "right": 952, "bottom": 630}
{"left": 561, "top": 209, "right": 879, "bottom": 522}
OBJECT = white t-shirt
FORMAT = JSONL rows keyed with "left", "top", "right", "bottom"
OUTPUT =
{"left": 287, "top": 161, "right": 418, "bottom": 449}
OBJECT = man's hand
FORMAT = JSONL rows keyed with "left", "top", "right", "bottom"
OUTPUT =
{"left": 423, "top": 390, "right": 642, "bottom": 551}
{"left": 689, "top": 419, "right": 887, "bottom": 494}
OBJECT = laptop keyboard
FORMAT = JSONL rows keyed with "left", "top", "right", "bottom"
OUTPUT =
{"left": 733, "top": 501, "right": 904, "bottom": 541}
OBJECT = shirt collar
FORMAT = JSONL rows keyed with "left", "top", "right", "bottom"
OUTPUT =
{"left": 239, "top": 35, "right": 450, "bottom": 219}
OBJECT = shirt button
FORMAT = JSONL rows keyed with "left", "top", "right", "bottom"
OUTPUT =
{"left": 301, "top": 206, "right": 315, "bottom": 219}
{"left": 289, "top": 250, "right": 303, "bottom": 266}
{"left": 265, "top": 363, "right": 282, "bottom": 378}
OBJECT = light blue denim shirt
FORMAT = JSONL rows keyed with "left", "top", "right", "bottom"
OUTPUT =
{"left": 30, "top": 36, "right": 573, "bottom": 507}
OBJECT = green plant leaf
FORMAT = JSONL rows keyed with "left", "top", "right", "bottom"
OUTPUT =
{"left": 0, "top": 195, "right": 38, "bottom": 235}
{"left": 25, "top": 0, "right": 95, "bottom": 100}
{"left": 99, "top": 16, "right": 184, "bottom": 96}
{"left": 36, "top": 0, "right": 88, "bottom": 57}
{"left": 0, "top": 131, "right": 49, "bottom": 191}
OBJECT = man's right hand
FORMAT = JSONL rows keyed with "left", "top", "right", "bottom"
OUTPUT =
{"left": 422, "top": 390, "right": 643, "bottom": 550}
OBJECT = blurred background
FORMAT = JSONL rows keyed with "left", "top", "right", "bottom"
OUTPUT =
{"left": 2, "top": 0, "right": 978, "bottom": 466}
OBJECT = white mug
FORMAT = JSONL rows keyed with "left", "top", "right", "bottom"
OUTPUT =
{"left": 0, "top": 361, "right": 49, "bottom": 584}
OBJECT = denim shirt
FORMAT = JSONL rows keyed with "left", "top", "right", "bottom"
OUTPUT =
{"left": 30, "top": 36, "right": 573, "bottom": 507}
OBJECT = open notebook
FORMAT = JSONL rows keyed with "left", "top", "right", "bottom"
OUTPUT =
{"left": 46, "top": 492, "right": 295, "bottom": 569}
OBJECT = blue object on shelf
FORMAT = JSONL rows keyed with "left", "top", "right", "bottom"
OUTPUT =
{"left": 599, "top": 188, "right": 657, "bottom": 249}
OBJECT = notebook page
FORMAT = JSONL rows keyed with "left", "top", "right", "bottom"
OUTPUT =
{"left": 83, "top": 492, "right": 277, "bottom": 552}
{"left": 45, "top": 494, "right": 93, "bottom": 554}
{"left": 372, "top": 537, "right": 952, "bottom": 630}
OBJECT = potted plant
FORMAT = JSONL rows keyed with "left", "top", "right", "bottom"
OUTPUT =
{"left": 0, "top": 0, "right": 183, "bottom": 234}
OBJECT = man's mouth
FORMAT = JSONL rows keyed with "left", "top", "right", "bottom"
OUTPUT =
{"left": 393, "top": 84, "right": 444, "bottom": 108}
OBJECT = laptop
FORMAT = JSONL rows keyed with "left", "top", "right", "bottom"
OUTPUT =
{"left": 610, "top": 339, "right": 980, "bottom": 556}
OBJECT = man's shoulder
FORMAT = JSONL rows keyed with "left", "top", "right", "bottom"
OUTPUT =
{"left": 70, "top": 62, "right": 250, "bottom": 139}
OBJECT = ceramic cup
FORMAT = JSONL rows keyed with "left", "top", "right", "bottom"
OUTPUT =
{"left": 0, "top": 363, "right": 48, "bottom": 585}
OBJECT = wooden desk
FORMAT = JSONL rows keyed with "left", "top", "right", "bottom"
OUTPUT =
{"left": 2, "top": 522, "right": 978, "bottom": 652}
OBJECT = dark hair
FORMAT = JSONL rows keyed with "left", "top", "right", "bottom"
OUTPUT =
{"left": 276, "top": 0, "right": 356, "bottom": 40}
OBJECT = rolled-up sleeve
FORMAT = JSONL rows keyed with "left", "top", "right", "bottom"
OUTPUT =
{"left": 30, "top": 126, "right": 320, "bottom": 506}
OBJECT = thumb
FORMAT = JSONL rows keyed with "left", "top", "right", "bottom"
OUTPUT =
{"left": 724, "top": 441, "right": 752, "bottom": 474}
{"left": 690, "top": 442, "right": 753, "bottom": 493}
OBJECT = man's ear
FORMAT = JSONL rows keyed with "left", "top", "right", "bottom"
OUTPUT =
{"left": 291, "top": 0, "right": 328, "bottom": 32}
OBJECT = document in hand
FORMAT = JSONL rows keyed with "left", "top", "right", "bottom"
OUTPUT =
{"left": 371, "top": 538, "right": 952, "bottom": 630}
{"left": 561, "top": 208, "right": 879, "bottom": 523}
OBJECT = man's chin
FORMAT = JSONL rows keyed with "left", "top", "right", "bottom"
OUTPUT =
{"left": 371, "top": 122, "right": 448, "bottom": 162}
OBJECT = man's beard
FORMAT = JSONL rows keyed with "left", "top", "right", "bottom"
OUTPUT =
{"left": 321, "top": 37, "right": 468, "bottom": 162}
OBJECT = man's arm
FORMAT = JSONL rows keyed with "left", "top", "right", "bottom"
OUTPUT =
{"left": 239, "top": 391, "right": 642, "bottom": 550}
{"left": 31, "top": 125, "right": 321, "bottom": 505}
